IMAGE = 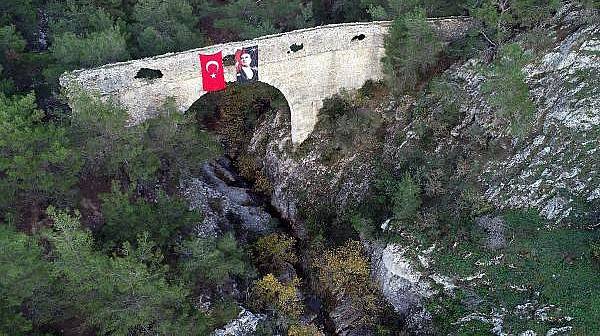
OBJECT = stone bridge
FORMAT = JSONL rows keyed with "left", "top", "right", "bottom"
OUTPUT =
{"left": 61, "top": 18, "right": 474, "bottom": 144}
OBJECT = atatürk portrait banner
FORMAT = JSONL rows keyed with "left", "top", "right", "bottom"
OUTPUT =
{"left": 235, "top": 45, "right": 258, "bottom": 84}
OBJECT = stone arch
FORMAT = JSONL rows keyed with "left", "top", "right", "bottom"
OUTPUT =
{"left": 60, "top": 18, "right": 475, "bottom": 144}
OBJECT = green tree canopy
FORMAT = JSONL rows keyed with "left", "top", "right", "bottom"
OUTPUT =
{"left": 49, "top": 27, "right": 129, "bottom": 69}
{"left": 0, "top": 224, "right": 48, "bottom": 335}
{"left": 68, "top": 92, "right": 221, "bottom": 185}
{"left": 383, "top": 8, "right": 443, "bottom": 93}
{"left": 67, "top": 91, "right": 150, "bottom": 181}
{"left": 392, "top": 173, "right": 421, "bottom": 225}
{"left": 208, "top": 0, "right": 312, "bottom": 40}
{"left": 468, "top": 0, "right": 560, "bottom": 46}
{"left": 0, "top": 0, "right": 39, "bottom": 42}
{"left": 142, "top": 98, "right": 223, "bottom": 181}
{"left": 46, "top": 2, "right": 118, "bottom": 37}
{"left": 132, "top": 0, "right": 202, "bottom": 56}
{"left": 43, "top": 2, "right": 130, "bottom": 83}
{"left": 177, "top": 232, "right": 253, "bottom": 286}
{"left": 0, "top": 25, "right": 26, "bottom": 70}
{"left": 99, "top": 183, "right": 202, "bottom": 251}
{"left": 45, "top": 207, "right": 208, "bottom": 335}
{"left": 0, "top": 25, "right": 27, "bottom": 93}
{"left": 482, "top": 43, "right": 535, "bottom": 136}
{"left": 0, "top": 93, "right": 81, "bottom": 222}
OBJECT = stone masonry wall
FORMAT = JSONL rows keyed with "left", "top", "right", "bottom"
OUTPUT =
{"left": 60, "top": 18, "right": 474, "bottom": 144}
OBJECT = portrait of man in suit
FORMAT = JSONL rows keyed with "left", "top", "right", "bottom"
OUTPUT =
{"left": 235, "top": 46, "right": 258, "bottom": 84}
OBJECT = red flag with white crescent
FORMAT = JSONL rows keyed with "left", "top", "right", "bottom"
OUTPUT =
{"left": 199, "top": 51, "right": 226, "bottom": 92}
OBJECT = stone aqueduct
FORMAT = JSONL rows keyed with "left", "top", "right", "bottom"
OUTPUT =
{"left": 61, "top": 18, "right": 474, "bottom": 144}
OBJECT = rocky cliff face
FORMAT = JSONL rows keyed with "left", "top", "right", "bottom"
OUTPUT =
{"left": 249, "top": 1, "right": 598, "bottom": 229}
{"left": 241, "top": 3, "right": 598, "bottom": 335}
{"left": 246, "top": 98, "right": 387, "bottom": 236}
{"left": 478, "top": 4, "right": 599, "bottom": 222}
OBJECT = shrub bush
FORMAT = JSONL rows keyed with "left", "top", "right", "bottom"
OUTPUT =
{"left": 251, "top": 274, "right": 303, "bottom": 318}
{"left": 316, "top": 91, "right": 383, "bottom": 154}
{"left": 482, "top": 43, "right": 535, "bottom": 137}
{"left": 383, "top": 8, "right": 443, "bottom": 93}
{"left": 99, "top": 182, "right": 201, "bottom": 251}
{"left": 209, "top": 299, "right": 241, "bottom": 328}
{"left": 288, "top": 323, "right": 324, "bottom": 336}
{"left": 350, "top": 213, "right": 377, "bottom": 239}
{"left": 319, "top": 93, "right": 354, "bottom": 122}
{"left": 253, "top": 233, "right": 298, "bottom": 269}
{"left": 313, "top": 241, "right": 381, "bottom": 326}
{"left": 177, "top": 232, "right": 252, "bottom": 286}
{"left": 237, "top": 153, "right": 273, "bottom": 196}
{"left": 391, "top": 173, "right": 422, "bottom": 227}
{"left": 590, "top": 241, "right": 600, "bottom": 265}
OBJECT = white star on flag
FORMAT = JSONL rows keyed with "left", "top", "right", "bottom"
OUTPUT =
{"left": 210, "top": 73, "right": 216, "bottom": 78}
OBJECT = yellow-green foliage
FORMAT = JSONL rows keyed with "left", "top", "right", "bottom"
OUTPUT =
{"left": 315, "top": 240, "right": 371, "bottom": 296}
{"left": 253, "top": 233, "right": 298, "bottom": 267}
{"left": 238, "top": 153, "right": 273, "bottom": 196}
{"left": 287, "top": 323, "right": 324, "bottom": 336}
{"left": 314, "top": 241, "right": 381, "bottom": 324}
{"left": 251, "top": 273, "right": 302, "bottom": 318}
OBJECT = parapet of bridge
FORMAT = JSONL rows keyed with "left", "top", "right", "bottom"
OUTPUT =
{"left": 60, "top": 17, "right": 475, "bottom": 144}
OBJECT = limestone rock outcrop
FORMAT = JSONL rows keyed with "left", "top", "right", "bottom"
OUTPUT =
{"left": 453, "top": 3, "right": 599, "bottom": 221}
{"left": 182, "top": 158, "right": 274, "bottom": 239}
{"left": 213, "top": 309, "right": 265, "bottom": 336}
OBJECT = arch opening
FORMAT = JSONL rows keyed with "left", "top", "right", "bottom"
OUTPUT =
{"left": 186, "top": 81, "right": 291, "bottom": 196}
{"left": 187, "top": 81, "right": 291, "bottom": 159}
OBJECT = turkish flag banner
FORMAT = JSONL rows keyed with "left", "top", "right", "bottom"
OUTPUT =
{"left": 199, "top": 51, "right": 226, "bottom": 92}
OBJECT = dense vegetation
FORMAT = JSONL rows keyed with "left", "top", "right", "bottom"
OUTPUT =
{"left": 293, "top": 0, "right": 598, "bottom": 334}
{"left": 1, "top": 0, "right": 597, "bottom": 335}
